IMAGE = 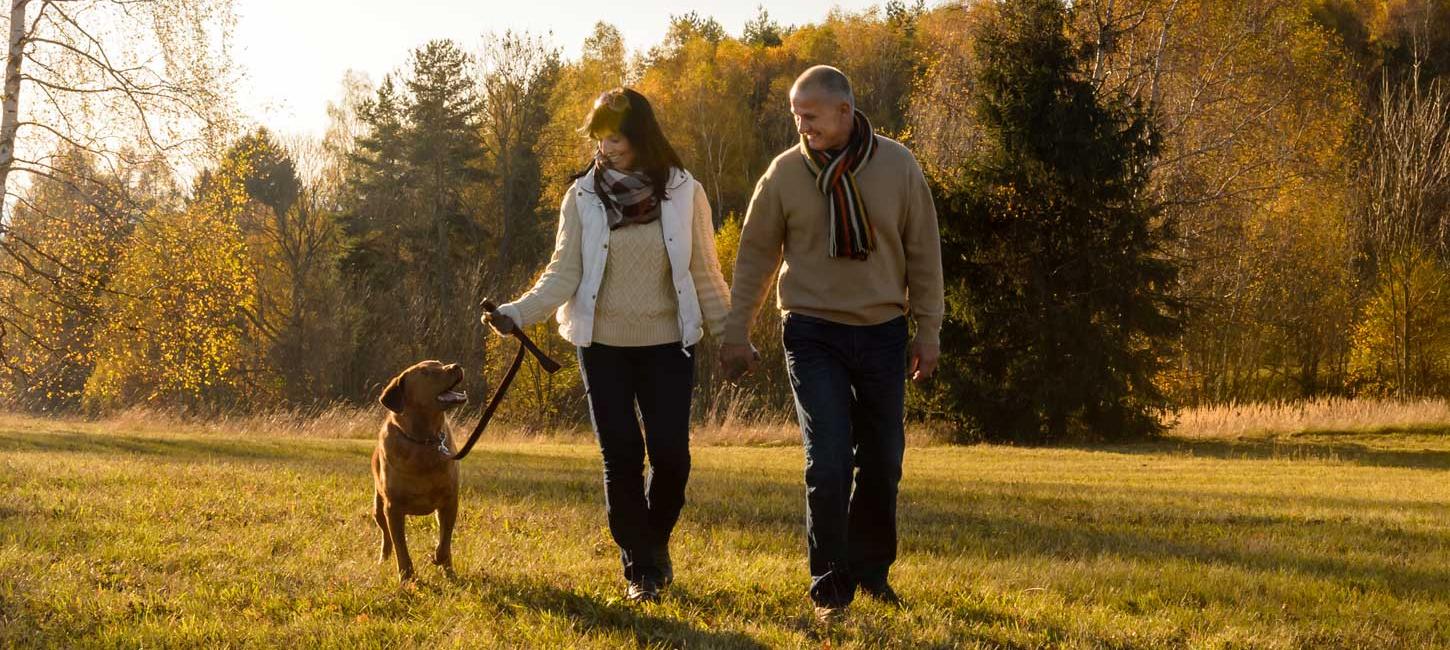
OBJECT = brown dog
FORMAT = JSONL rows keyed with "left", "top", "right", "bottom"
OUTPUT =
{"left": 371, "top": 360, "right": 467, "bottom": 581}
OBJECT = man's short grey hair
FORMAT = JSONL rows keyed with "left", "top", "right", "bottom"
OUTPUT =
{"left": 791, "top": 65, "right": 854, "bottom": 107}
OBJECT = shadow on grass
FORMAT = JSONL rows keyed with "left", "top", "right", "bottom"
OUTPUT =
{"left": 1100, "top": 430, "right": 1450, "bottom": 470}
{"left": 895, "top": 479, "right": 1450, "bottom": 602}
{"left": 1298, "top": 423, "right": 1450, "bottom": 437}
{"left": 464, "top": 449, "right": 1450, "bottom": 604}
{"left": 0, "top": 429, "right": 363, "bottom": 464}
{"left": 456, "top": 571, "right": 769, "bottom": 649}
{"left": 10, "top": 425, "right": 1449, "bottom": 617}
{"left": 472, "top": 442, "right": 1450, "bottom": 608}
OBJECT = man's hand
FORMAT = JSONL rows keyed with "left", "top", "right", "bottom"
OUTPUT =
{"left": 719, "top": 342, "right": 761, "bottom": 382}
{"left": 482, "top": 310, "right": 516, "bottom": 335}
{"left": 910, "top": 340, "right": 939, "bottom": 383}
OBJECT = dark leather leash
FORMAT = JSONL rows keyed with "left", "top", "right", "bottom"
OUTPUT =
{"left": 451, "top": 299, "right": 561, "bottom": 461}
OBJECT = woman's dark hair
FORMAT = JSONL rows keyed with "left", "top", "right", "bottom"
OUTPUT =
{"left": 572, "top": 87, "right": 685, "bottom": 199}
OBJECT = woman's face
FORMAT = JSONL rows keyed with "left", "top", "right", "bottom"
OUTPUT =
{"left": 596, "top": 130, "right": 635, "bottom": 171}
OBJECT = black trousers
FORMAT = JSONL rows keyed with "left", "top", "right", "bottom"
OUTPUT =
{"left": 783, "top": 314, "right": 909, "bottom": 607}
{"left": 577, "top": 342, "right": 695, "bottom": 582}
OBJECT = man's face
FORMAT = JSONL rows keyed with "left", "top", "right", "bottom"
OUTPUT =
{"left": 790, "top": 88, "right": 853, "bottom": 151}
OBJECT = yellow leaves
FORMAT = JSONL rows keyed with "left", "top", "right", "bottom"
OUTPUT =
{"left": 0, "top": 154, "right": 134, "bottom": 408}
{"left": 83, "top": 201, "right": 263, "bottom": 411}
{"left": 714, "top": 213, "right": 743, "bottom": 285}
{"left": 1349, "top": 253, "right": 1450, "bottom": 395}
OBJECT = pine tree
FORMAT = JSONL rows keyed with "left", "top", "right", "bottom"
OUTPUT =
{"left": 337, "top": 41, "right": 489, "bottom": 395}
{"left": 405, "top": 39, "right": 487, "bottom": 303}
{"left": 479, "top": 32, "right": 561, "bottom": 280}
{"left": 932, "top": 0, "right": 1181, "bottom": 443}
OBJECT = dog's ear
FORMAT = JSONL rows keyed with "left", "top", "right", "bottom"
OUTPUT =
{"left": 380, "top": 373, "right": 406, "bottom": 413}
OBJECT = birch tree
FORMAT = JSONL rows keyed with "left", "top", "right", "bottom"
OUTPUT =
{"left": 0, "top": 0, "right": 234, "bottom": 409}
{"left": 0, "top": 0, "right": 235, "bottom": 203}
{"left": 1351, "top": 73, "right": 1450, "bottom": 395}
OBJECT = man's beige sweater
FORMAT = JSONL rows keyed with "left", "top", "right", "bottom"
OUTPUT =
{"left": 504, "top": 181, "right": 730, "bottom": 347}
{"left": 725, "top": 136, "right": 944, "bottom": 345}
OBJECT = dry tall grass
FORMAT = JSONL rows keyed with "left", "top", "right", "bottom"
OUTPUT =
{"left": 1169, "top": 397, "right": 1450, "bottom": 439}
{"left": 4, "top": 397, "right": 1446, "bottom": 446}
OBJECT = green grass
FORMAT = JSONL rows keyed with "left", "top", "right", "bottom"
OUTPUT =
{"left": 1, "top": 416, "right": 1448, "bottom": 648}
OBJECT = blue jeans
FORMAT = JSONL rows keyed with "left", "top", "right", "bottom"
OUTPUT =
{"left": 578, "top": 342, "right": 695, "bottom": 583}
{"left": 783, "top": 313, "right": 909, "bottom": 607}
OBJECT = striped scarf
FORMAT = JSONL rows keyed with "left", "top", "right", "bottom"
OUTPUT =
{"left": 593, "top": 151, "right": 662, "bottom": 230}
{"left": 801, "top": 110, "right": 878, "bottom": 260}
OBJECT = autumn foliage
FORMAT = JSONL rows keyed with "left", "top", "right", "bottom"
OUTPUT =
{"left": 2, "top": 1, "right": 1449, "bottom": 440}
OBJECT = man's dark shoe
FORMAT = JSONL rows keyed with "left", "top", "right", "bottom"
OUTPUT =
{"left": 652, "top": 546, "right": 674, "bottom": 588}
{"left": 859, "top": 582, "right": 904, "bottom": 607}
{"left": 813, "top": 603, "right": 848, "bottom": 625}
{"left": 625, "top": 578, "right": 661, "bottom": 603}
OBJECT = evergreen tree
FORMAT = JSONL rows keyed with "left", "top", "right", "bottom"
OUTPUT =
{"left": 404, "top": 39, "right": 487, "bottom": 304}
{"left": 479, "top": 32, "right": 561, "bottom": 281}
{"left": 742, "top": 7, "right": 784, "bottom": 47}
{"left": 932, "top": 0, "right": 1181, "bottom": 443}
{"left": 343, "top": 41, "right": 487, "bottom": 293}
{"left": 338, "top": 40, "right": 488, "bottom": 396}
{"left": 342, "top": 75, "right": 410, "bottom": 287}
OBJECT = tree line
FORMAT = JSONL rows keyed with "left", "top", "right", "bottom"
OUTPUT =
{"left": 2, "top": 0, "right": 1449, "bottom": 442}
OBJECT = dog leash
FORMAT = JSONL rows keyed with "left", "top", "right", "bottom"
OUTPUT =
{"left": 451, "top": 299, "right": 562, "bottom": 461}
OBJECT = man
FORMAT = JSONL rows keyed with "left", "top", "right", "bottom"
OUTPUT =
{"left": 721, "top": 65, "right": 943, "bottom": 623}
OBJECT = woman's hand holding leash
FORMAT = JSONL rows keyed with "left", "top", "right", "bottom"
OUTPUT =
{"left": 480, "top": 300, "right": 561, "bottom": 374}
{"left": 481, "top": 308, "right": 516, "bottom": 335}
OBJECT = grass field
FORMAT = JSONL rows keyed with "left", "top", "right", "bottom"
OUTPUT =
{"left": 1, "top": 410, "right": 1449, "bottom": 648}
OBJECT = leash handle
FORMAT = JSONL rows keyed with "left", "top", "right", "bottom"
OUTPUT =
{"left": 482, "top": 299, "right": 562, "bottom": 373}
{"left": 451, "top": 298, "right": 563, "bottom": 461}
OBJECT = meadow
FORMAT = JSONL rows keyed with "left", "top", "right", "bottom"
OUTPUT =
{"left": 1, "top": 402, "right": 1448, "bottom": 648}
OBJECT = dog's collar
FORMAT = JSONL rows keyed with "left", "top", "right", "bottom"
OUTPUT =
{"left": 393, "top": 424, "right": 451, "bottom": 454}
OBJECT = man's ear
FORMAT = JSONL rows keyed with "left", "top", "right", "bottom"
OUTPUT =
{"left": 380, "top": 373, "right": 406, "bottom": 413}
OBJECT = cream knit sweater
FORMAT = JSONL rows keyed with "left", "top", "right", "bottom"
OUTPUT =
{"left": 505, "top": 181, "right": 730, "bottom": 347}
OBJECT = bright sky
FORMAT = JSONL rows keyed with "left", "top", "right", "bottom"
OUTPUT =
{"left": 234, "top": 0, "right": 887, "bottom": 138}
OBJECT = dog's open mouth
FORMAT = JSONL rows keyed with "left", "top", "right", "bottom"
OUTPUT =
{"left": 437, "top": 376, "right": 467, "bottom": 405}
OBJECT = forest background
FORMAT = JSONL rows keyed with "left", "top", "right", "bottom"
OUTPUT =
{"left": 3, "top": 0, "right": 1449, "bottom": 443}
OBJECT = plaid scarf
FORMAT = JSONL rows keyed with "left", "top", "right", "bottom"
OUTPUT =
{"left": 801, "top": 109, "right": 878, "bottom": 260}
{"left": 593, "top": 151, "right": 662, "bottom": 230}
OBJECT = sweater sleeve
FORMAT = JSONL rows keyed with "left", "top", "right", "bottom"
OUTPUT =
{"left": 688, "top": 182, "right": 731, "bottom": 338}
{"left": 723, "top": 168, "right": 786, "bottom": 346}
{"left": 902, "top": 155, "right": 945, "bottom": 345}
{"left": 498, "top": 191, "right": 584, "bottom": 328}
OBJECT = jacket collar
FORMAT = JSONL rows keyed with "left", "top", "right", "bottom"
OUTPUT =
{"left": 577, "top": 166, "right": 691, "bottom": 195}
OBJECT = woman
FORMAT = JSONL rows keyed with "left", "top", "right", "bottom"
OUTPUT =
{"left": 483, "top": 88, "right": 730, "bottom": 603}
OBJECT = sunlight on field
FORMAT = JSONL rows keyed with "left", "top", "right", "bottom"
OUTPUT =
{"left": 1, "top": 410, "right": 1448, "bottom": 648}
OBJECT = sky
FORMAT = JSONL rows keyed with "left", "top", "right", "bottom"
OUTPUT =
{"left": 233, "top": 0, "right": 888, "bottom": 138}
